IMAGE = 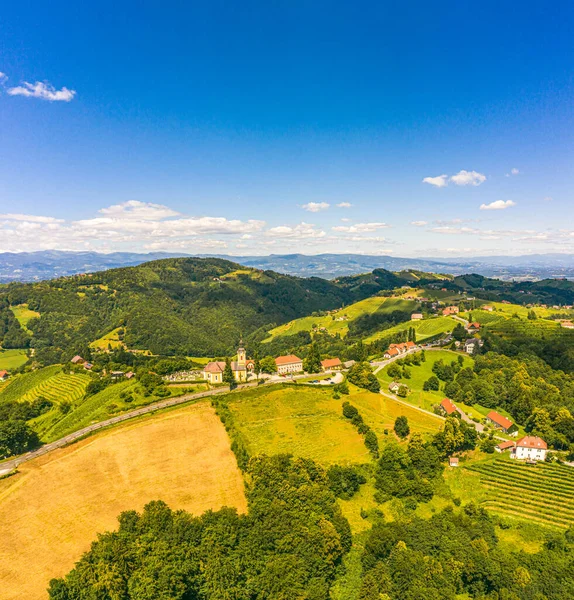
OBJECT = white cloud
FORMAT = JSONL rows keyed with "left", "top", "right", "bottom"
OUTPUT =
{"left": 7, "top": 81, "right": 76, "bottom": 102}
{"left": 479, "top": 200, "right": 516, "bottom": 211}
{"left": 340, "top": 218, "right": 351, "bottom": 222}
{"left": 422, "top": 174, "right": 448, "bottom": 188}
{"left": 336, "top": 202, "right": 352, "bottom": 208}
{"left": 144, "top": 239, "right": 228, "bottom": 251}
{"left": 450, "top": 170, "right": 486, "bottom": 186}
{"left": 410, "top": 220, "right": 427, "bottom": 226}
{"left": 429, "top": 226, "right": 480, "bottom": 235}
{"left": 0, "top": 72, "right": 7, "bottom": 83}
{"left": 99, "top": 200, "right": 180, "bottom": 220}
{"left": 505, "top": 168, "right": 520, "bottom": 177}
{"left": 302, "top": 202, "right": 330, "bottom": 212}
{"left": 332, "top": 222, "right": 390, "bottom": 233}
{"left": 0, "top": 213, "right": 64, "bottom": 224}
{"left": 266, "top": 222, "right": 325, "bottom": 238}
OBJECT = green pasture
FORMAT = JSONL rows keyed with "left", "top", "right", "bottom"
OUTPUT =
{"left": 364, "top": 315, "right": 456, "bottom": 344}
{"left": 0, "top": 349, "right": 28, "bottom": 371}
{"left": 263, "top": 296, "right": 418, "bottom": 342}
{"left": 9, "top": 304, "right": 40, "bottom": 333}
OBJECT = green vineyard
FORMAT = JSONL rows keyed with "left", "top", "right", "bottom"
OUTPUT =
{"left": 467, "top": 460, "right": 574, "bottom": 529}
{"left": 20, "top": 372, "right": 90, "bottom": 406}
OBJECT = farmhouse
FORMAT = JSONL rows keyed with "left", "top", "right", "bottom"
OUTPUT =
{"left": 449, "top": 457, "right": 459, "bottom": 467}
{"left": 482, "top": 305, "right": 494, "bottom": 312}
{"left": 411, "top": 313, "right": 423, "bottom": 321}
{"left": 0, "top": 370, "right": 9, "bottom": 381}
{"left": 384, "top": 341, "right": 417, "bottom": 359}
{"left": 486, "top": 411, "right": 518, "bottom": 435}
{"left": 466, "top": 322, "right": 480, "bottom": 332}
{"left": 388, "top": 382, "right": 401, "bottom": 393}
{"left": 442, "top": 306, "right": 459, "bottom": 316}
{"left": 275, "top": 354, "right": 303, "bottom": 375}
{"left": 464, "top": 338, "right": 483, "bottom": 354}
{"left": 439, "top": 398, "right": 457, "bottom": 416}
{"left": 321, "top": 357, "right": 342, "bottom": 371}
{"left": 496, "top": 440, "right": 516, "bottom": 453}
{"left": 71, "top": 355, "right": 85, "bottom": 365}
{"left": 203, "top": 342, "right": 248, "bottom": 384}
{"left": 512, "top": 436, "right": 547, "bottom": 461}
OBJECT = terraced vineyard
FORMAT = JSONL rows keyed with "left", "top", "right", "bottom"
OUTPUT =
{"left": 365, "top": 315, "right": 456, "bottom": 343}
{"left": 20, "top": 372, "right": 90, "bottom": 406}
{"left": 467, "top": 460, "right": 574, "bottom": 529}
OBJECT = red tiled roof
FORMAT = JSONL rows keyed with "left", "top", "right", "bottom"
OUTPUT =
{"left": 275, "top": 354, "right": 302, "bottom": 366}
{"left": 406, "top": 341, "right": 416, "bottom": 348}
{"left": 486, "top": 411, "right": 513, "bottom": 430}
{"left": 203, "top": 361, "right": 226, "bottom": 373}
{"left": 440, "top": 398, "right": 457, "bottom": 415}
{"left": 516, "top": 436, "right": 547, "bottom": 450}
{"left": 71, "top": 355, "right": 84, "bottom": 364}
{"left": 321, "top": 358, "right": 342, "bottom": 369}
{"left": 496, "top": 440, "right": 515, "bottom": 450}
{"left": 449, "top": 457, "right": 459, "bottom": 465}
{"left": 0, "top": 370, "right": 8, "bottom": 377}
{"left": 386, "top": 348, "right": 399, "bottom": 357}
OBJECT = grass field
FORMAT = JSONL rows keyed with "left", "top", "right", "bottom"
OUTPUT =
{"left": 227, "top": 383, "right": 443, "bottom": 465}
{"left": 365, "top": 315, "right": 457, "bottom": 344}
{"left": 263, "top": 296, "right": 419, "bottom": 342}
{"left": 0, "top": 402, "right": 246, "bottom": 600}
{"left": 462, "top": 458, "right": 574, "bottom": 529}
{"left": 0, "top": 349, "right": 28, "bottom": 371}
{"left": 376, "top": 349, "right": 473, "bottom": 412}
{"left": 10, "top": 304, "right": 40, "bottom": 332}
{"left": 90, "top": 327, "right": 125, "bottom": 350}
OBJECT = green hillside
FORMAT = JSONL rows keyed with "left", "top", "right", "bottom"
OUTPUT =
{"left": 263, "top": 296, "right": 418, "bottom": 342}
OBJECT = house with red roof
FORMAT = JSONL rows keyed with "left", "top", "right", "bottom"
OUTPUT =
{"left": 442, "top": 306, "right": 459, "bottom": 316}
{"left": 495, "top": 440, "right": 516, "bottom": 453}
{"left": 513, "top": 436, "right": 547, "bottom": 461}
{"left": 275, "top": 354, "right": 303, "bottom": 375}
{"left": 439, "top": 398, "right": 457, "bottom": 416}
{"left": 321, "top": 357, "right": 342, "bottom": 371}
{"left": 0, "top": 370, "right": 9, "bottom": 381}
{"left": 486, "top": 411, "right": 518, "bottom": 435}
{"left": 71, "top": 355, "right": 85, "bottom": 365}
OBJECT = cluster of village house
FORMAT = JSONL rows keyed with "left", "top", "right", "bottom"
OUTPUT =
{"left": 438, "top": 398, "right": 547, "bottom": 463}
{"left": 201, "top": 342, "right": 351, "bottom": 385}
{"left": 70, "top": 355, "right": 134, "bottom": 380}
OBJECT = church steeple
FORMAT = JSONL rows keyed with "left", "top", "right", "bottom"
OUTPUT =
{"left": 237, "top": 338, "right": 246, "bottom": 366}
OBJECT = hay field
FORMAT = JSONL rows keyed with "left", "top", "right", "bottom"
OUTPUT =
{"left": 0, "top": 349, "right": 28, "bottom": 371}
{"left": 0, "top": 402, "right": 246, "bottom": 600}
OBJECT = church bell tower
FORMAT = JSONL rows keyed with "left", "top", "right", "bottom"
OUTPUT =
{"left": 237, "top": 339, "right": 246, "bottom": 366}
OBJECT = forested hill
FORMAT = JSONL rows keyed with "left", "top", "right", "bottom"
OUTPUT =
{"left": 1, "top": 256, "right": 573, "bottom": 362}
{"left": 1, "top": 257, "right": 361, "bottom": 359}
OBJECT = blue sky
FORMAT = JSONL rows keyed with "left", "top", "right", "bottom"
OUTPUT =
{"left": 1, "top": 0, "right": 573, "bottom": 257}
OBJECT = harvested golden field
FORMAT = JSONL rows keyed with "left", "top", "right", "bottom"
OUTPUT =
{"left": 0, "top": 402, "right": 246, "bottom": 600}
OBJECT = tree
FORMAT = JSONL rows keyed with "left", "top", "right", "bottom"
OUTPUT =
{"left": 0, "top": 420, "right": 40, "bottom": 458}
{"left": 423, "top": 375, "right": 440, "bottom": 391}
{"left": 348, "top": 362, "right": 380, "bottom": 393}
{"left": 260, "top": 356, "right": 277, "bottom": 374}
{"left": 253, "top": 352, "right": 261, "bottom": 380}
{"left": 223, "top": 358, "right": 236, "bottom": 387}
{"left": 452, "top": 323, "right": 467, "bottom": 342}
{"left": 303, "top": 343, "right": 322, "bottom": 374}
{"left": 394, "top": 416, "right": 410, "bottom": 438}
{"left": 387, "top": 363, "right": 402, "bottom": 380}
{"left": 397, "top": 384, "right": 409, "bottom": 398}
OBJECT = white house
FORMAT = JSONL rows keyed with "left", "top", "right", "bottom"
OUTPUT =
{"left": 512, "top": 436, "right": 547, "bottom": 461}
{"left": 275, "top": 354, "right": 303, "bottom": 375}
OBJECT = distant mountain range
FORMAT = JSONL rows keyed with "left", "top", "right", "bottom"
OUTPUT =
{"left": 0, "top": 250, "right": 573, "bottom": 283}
